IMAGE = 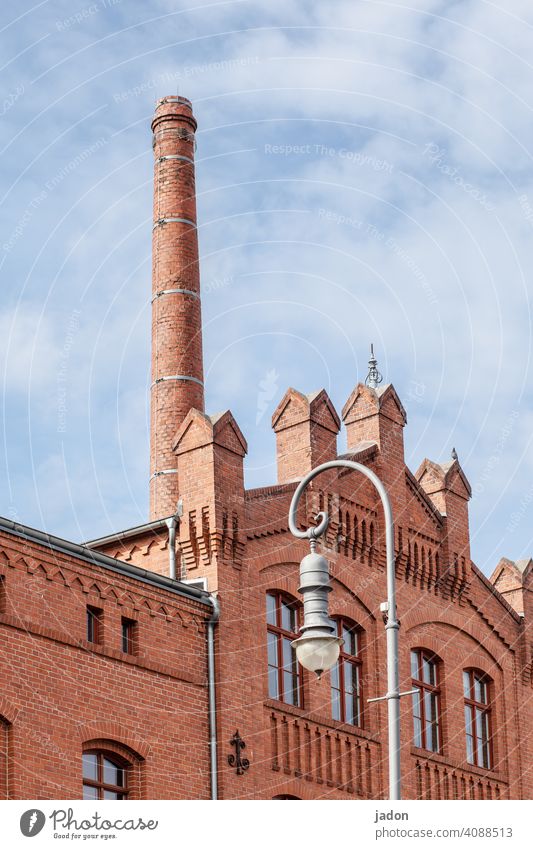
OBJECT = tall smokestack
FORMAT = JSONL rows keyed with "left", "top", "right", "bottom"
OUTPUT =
{"left": 150, "top": 96, "right": 205, "bottom": 519}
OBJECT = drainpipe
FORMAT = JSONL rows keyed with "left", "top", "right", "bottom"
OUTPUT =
{"left": 207, "top": 594, "right": 220, "bottom": 800}
{"left": 166, "top": 501, "right": 219, "bottom": 798}
{"left": 166, "top": 500, "right": 183, "bottom": 580}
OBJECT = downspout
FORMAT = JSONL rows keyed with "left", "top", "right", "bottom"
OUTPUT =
{"left": 166, "top": 500, "right": 183, "bottom": 580}
{"left": 166, "top": 501, "right": 219, "bottom": 798}
{"left": 207, "top": 594, "right": 220, "bottom": 800}
{"left": 166, "top": 516, "right": 177, "bottom": 579}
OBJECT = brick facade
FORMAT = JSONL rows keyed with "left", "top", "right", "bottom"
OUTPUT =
{"left": 0, "top": 521, "right": 212, "bottom": 800}
{"left": 0, "top": 96, "right": 531, "bottom": 801}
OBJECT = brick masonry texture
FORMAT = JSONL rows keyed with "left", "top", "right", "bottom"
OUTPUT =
{"left": 0, "top": 97, "right": 531, "bottom": 801}
{"left": 150, "top": 96, "right": 205, "bottom": 520}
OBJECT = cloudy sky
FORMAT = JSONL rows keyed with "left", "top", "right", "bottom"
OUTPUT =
{"left": 0, "top": 0, "right": 532, "bottom": 575}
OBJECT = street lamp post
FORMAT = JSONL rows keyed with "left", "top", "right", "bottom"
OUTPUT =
{"left": 288, "top": 459, "right": 413, "bottom": 801}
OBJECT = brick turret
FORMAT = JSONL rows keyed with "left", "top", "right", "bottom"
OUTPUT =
{"left": 341, "top": 382, "right": 407, "bottom": 520}
{"left": 490, "top": 557, "right": 533, "bottom": 617}
{"left": 150, "top": 96, "right": 205, "bottom": 520}
{"left": 272, "top": 388, "right": 340, "bottom": 484}
{"left": 416, "top": 456, "right": 472, "bottom": 596}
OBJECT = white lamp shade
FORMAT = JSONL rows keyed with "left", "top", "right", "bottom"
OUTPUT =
{"left": 292, "top": 635, "right": 343, "bottom": 676}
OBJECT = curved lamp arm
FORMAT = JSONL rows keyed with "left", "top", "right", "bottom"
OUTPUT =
{"left": 289, "top": 460, "right": 394, "bottom": 575}
{"left": 288, "top": 458, "right": 401, "bottom": 801}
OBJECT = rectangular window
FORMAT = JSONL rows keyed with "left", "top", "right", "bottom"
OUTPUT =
{"left": 329, "top": 619, "right": 363, "bottom": 727}
{"left": 266, "top": 592, "right": 302, "bottom": 707}
{"left": 411, "top": 649, "right": 441, "bottom": 753}
{"left": 87, "top": 606, "right": 102, "bottom": 644}
{"left": 464, "top": 669, "right": 492, "bottom": 769}
{"left": 121, "top": 618, "right": 136, "bottom": 654}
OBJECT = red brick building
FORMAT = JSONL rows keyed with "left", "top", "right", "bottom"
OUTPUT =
{"left": 0, "top": 96, "right": 531, "bottom": 801}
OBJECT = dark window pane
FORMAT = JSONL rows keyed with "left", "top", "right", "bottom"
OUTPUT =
{"left": 411, "top": 651, "right": 419, "bottom": 680}
{"left": 283, "top": 671, "right": 296, "bottom": 705}
{"left": 345, "top": 691, "right": 355, "bottom": 725}
{"left": 413, "top": 716, "right": 422, "bottom": 748}
{"left": 475, "top": 709, "right": 484, "bottom": 766}
{"left": 353, "top": 665, "right": 361, "bottom": 700}
{"left": 267, "top": 632, "right": 278, "bottom": 667}
{"left": 268, "top": 666, "right": 279, "bottom": 700}
{"left": 482, "top": 713, "right": 491, "bottom": 768}
{"left": 422, "top": 657, "right": 435, "bottom": 685}
{"left": 83, "top": 784, "right": 98, "bottom": 800}
{"left": 344, "top": 661, "right": 355, "bottom": 693}
{"left": 87, "top": 607, "right": 101, "bottom": 644}
{"left": 466, "top": 733, "right": 474, "bottom": 764}
{"left": 412, "top": 688, "right": 422, "bottom": 720}
{"left": 331, "top": 688, "right": 341, "bottom": 721}
{"left": 342, "top": 626, "right": 356, "bottom": 655}
{"left": 103, "top": 758, "right": 124, "bottom": 787}
{"left": 103, "top": 790, "right": 120, "bottom": 800}
{"left": 355, "top": 693, "right": 362, "bottom": 727}
{"left": 266, "top": 594, "right": 277, "bottom": 626}
{"left": 281, "top": 601, "right": 295, "bottom": 633}
{"left": 121, "top": 620, "right": 134, "bottom": 654}
{"left": 424, "top": 691, "right": 435, "bottom": 724}
{"left": 330, "top": 662, "right": 340, "bottom": 690}
{"left": 82, "top": 753, "right": 98, "bottom": 781}
{"left": 282, "top": 637, "right": 294, "bottom": 671}
{"left": 464, "top": 704, "right": 473, "bottom": 735}
{"left": 463, "top": 671, "right": 471, "bottom": 698}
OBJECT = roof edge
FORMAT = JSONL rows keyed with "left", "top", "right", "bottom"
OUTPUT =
{"left": 84, "top": 518, "right": 170, "bottom": 548}
{"left": 0, "top": 516, "right": 211, "bottom": 606}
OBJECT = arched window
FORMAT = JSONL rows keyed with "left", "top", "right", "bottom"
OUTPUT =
{"left": 411, "top": 649, "right": 441, "bottom": 753}
{"left": 82, "top": 750, "right": 129, "bottom": 800}
{"left": 266, "top": 591, "right": 302, "bottom": 707}
{"left": 330, "top": 618, "right": 363, "bottom": 727}
{"left": 273, "top": 794, "right": 301, "bottom": 799}
{"left": 464, "top": 670, "right": 492, "bottom": 769}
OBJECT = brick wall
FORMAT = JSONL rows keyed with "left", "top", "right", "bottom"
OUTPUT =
{"left": 0, "top": 529, "right": 211, "bottom": 800}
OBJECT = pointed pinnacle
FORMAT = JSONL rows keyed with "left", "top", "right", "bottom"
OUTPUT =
{"left": 365, "top": 343, "right": 383, "bottom": 389}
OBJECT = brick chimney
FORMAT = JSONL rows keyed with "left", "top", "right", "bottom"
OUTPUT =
{"left": 150, "top": 96, "right": 205, "bottom": 519}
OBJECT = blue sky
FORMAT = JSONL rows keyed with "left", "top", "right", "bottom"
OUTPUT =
{"left": 0, "top": 0, "right": 532, "bottom": 575}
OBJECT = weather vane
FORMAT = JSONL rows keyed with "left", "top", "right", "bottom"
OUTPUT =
{"left": 365, "top": 343, "right": 383, "bottom": 389}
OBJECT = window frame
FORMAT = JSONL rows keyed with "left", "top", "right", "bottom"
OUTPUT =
{"left": 82, "top": 750, "right": 129, "bottom": 800}
{"left": 411, "top": 648, "right": 442, "bottom": 754}
{"left": 330, "top": 617, "right": 363, "bottom": 727}
{"left": 463, "top": 669, "right": 493, "bottom": 770}
{"left": 86, "top": 605, "right": 102, "bottom": 644}
{"left": 121, "top": 617, "right": 137, "bottom": 655}
{"left": 266, "top": 590, "right": 302, "bottom": 707}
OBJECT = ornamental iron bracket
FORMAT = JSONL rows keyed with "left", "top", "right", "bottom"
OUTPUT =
{"left": 228, "top": 730, "right": 250, "bottom": 776}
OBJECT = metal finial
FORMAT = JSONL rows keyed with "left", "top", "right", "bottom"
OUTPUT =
{"left": 365, "top": 343, "right": 383, "bottom": 389}
{"left": 451, "top": 447, "right": 458, "bottom": 461}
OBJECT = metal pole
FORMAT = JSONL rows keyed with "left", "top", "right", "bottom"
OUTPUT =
{"left": 288, "top": 459, "right": 401, "bottom": 800}
{"left": 207, "top": 595, "right": 220, "bottom": 800}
